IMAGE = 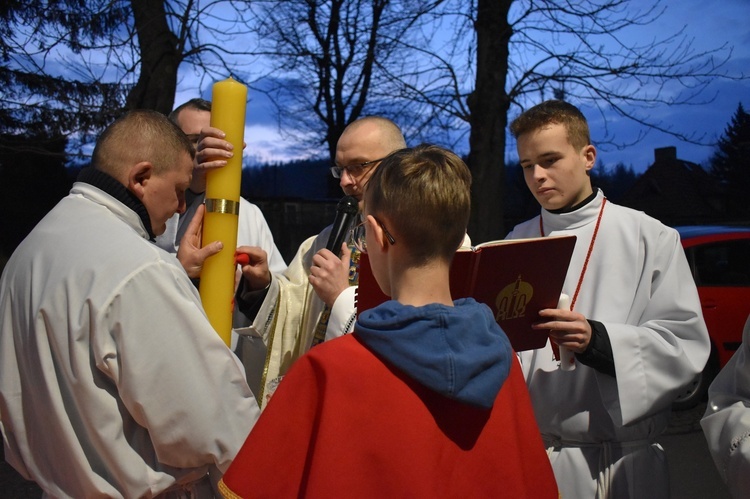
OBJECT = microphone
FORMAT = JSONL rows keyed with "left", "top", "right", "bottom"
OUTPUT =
{"left": 326, "top": 195, "right": 359, "bottom": 255}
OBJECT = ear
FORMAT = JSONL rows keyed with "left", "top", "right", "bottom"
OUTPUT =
{"left": 365, "top": 214, "right": 388, "bottom": 253}
{"left": 582, "top": 144, "right": 596, "bottom": 173}
{"left": 127, "top": 161, "right": 153, "bottom": 200}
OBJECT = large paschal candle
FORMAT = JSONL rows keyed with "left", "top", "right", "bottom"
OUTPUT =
{"left": 199, "top": 77, "right": 247, "bottom": 346}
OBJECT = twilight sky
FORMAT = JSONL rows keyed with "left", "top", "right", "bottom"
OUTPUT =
{"left": 173, "top": 0, "right": 750, "bottom": 173}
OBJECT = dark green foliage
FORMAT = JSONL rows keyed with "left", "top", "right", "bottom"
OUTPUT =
{"left": 591, "top": 162, "right": 638, "bottom": 203}
{"left": 0, "top": 1, "right": 130, "bottom": 155}
{"left": 0, "top": 68, "right": 126, "bottom": 138}
{"left": 709, "top": 103, "right": 750, "bottom": 220}
{"left": 241, "top": 158, "right": 331, "bottom": 200}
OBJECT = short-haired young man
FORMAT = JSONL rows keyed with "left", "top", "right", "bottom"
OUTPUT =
{"left": 218, "top": 144, "right": 558, "bottom": 498}
{"left": 507, "top": 99, "right": 710, "bottom": 498}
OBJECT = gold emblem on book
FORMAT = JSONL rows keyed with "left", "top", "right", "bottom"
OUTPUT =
{"left": 495, "top": 275, "right": 533, "bottom": 321}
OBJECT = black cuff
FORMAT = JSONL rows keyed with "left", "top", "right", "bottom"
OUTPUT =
{"left": 575, "top": 319, "right": 616, "bottom": 377}
{"left": 235, "top": 276, "right": 270, "bottom": 321}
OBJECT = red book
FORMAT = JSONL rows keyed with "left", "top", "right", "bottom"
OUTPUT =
{"left": 357, "top": 235, "right": 577, "bottom": 352}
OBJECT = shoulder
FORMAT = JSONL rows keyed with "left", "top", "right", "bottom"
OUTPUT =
{"left": 238, "top": 197, "right": 266, "bottom": 220}
{"left": 295, "top": 335, "right": 383, "bottom": 378}
{"left": 271, "top": 336, "right": 378, "bottom": 399}
{"left": 604, "top": 201, "right": 679, "bottom": 241}
{"left": 506, "top": 216, "right": 539, "bottom": 239}
{"left": 305, "top": 334, "right": 370, "bottom": 363}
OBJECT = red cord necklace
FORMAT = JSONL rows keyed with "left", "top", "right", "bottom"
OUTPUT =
{"left": 540, "top": 197, "right": 606, "bottom": 362}
{"left": 539, "top": 197, "right": 607, "bottom": 311}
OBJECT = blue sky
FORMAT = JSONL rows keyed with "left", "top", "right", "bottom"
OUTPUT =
{"left": 581, "top": 0, "right": 750, "bottom": 171}
{"left": 172, "top": 0, "right": 750, "bottom": 173}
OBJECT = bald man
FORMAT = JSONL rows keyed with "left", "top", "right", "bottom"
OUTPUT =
{"left": 234, "top": 117, "right": 407, "bottom": 407}
{"left": 0, "top": 110, "right": 260, "bottom": 498}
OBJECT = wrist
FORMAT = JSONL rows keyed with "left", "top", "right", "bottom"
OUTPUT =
{"left": 253, "top": 271, "right": 272, "bottom": 291}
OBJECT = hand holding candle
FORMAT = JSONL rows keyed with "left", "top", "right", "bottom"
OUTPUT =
{"left": 556, "top": 294, "right": 576, "bottom": 371}
{"left": 199, "top": 77, "right": 247, "bottom": 346}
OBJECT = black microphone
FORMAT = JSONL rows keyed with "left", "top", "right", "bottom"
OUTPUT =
{"left": 326, "top": 195, "right": 359, "bottom": 255}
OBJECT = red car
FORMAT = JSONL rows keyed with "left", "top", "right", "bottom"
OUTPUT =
{"left": 672, "top": 225, "right": 750, "bottom": 409}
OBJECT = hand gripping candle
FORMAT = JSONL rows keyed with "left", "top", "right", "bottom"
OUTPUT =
{"left": 199, "top": 77, "right": 247, "bottom": 345}
{"left": 557, "top": 293, "right": 576, "bottom": 371}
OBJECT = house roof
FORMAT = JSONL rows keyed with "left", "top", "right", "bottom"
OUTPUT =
{"left": 619, "top": 147, "right": 722, "bottom": 225}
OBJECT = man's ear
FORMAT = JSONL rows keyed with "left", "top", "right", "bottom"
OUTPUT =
{"left": 127, "top": 161, "right": 153, "bottom": 200}
{"left": 365, "top": 214, "right": 388, "bottom": 253}
{"left": 583, "top": 144, "right": 596, "bottom": 172}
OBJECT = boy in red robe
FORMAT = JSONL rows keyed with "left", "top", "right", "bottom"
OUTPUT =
{"left": 219, "top": 144, "right": 558, "bottom": 498}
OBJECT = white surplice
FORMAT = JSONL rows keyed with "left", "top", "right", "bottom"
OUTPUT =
{"left": 507, "top": 189, "right": 710, "bottom": 498}
{"left": 0, "top": 182, "right": 260, "bottom": 498}
{"left": 155, "top": 193, "right": 287, "bottom": 398}
{"left": 155, "top": 194, "right": 286, "bottom": 274}
{"left": 701, "top": 314, "right": 750, "bottom": 498}
{"left": 236, "top": 224, "right": 359, "bottom": 409}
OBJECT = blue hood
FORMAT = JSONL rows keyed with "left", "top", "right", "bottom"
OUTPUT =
{"left": 355, "top": 298, "right": 513, "bottom": 409}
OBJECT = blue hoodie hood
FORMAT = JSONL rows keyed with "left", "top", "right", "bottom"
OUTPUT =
{"left": 355, "top": 298, "right": 513, "bottom": 409}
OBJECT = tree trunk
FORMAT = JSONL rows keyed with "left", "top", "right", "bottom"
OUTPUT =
{"left": 467, "top": 0, "right": 513, "bottom": 243}
{"left": 126, "top": 0, "right": 180, "bottom": 114}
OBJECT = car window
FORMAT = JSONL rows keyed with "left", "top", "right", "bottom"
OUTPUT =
{"left": 688, "top": 239, "right": 750, "bottom": 287}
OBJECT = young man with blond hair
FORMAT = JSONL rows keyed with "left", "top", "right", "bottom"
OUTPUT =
{"left": 219, "top": 144, "right": 558, "bottom": 497}
{"left": 507, "top": 99, "right": 710, "bottom": 498}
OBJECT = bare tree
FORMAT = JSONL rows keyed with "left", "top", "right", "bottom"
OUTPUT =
{"left": 2, "top": 0, "right": 744, "bottom": 240}
{"left": 467, "top": 0, "right": 512, "bottom": 244}
{"left": 0, "top": 0, "right": 262, "bottom": 156}
{"left": 392, "top": 0, "right": 743, "bottom": 241}
{"left": 247, "top": 0, "right": 444, "bottom": 161}
{"left": 127, "top": 0, "right": 182, "bottom": 114}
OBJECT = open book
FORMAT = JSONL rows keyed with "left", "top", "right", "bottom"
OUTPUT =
{"left": 356, "top": 235, "right": 577, "bottom": 352}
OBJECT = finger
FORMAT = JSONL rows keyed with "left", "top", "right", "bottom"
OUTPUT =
{"left": 236, "top": 246, "right": 268, "bottom": 266}
{"left": 550, "top": 329, "right": 582, "bottom": 345}
{"left": 315, "top": 248, "right": 338, "bottom": 266}
{"left": 311, "top": 252, "right": 324, "bottom": 269}
{"left": 196, "top": 138, "right": 231, "bottom": 156}
{"left": 197, "top": 240, "right": 223, "bottom": 260}
{"left": 196, "top": 140, "right": 233, "bottom": 161}
{"left": 235, "top": 253, "right": 250, "bottom": 267}
{"left": 308, "top": 274, "right": 317, "bottom": 287}
{"left": 184, "top": 204, "right": 205, "bottom": 239}
{"left": 197, "top": 137, "right": 234, "bottom": 152}
{"left": 532, "top": 320, "right": 563, "bottom": 330}
{"left": 538, "top": 308, "right": 569, "bottom": 319}
{"left": 199, "top": 126, "right": 227, "bottom": 140}
{"left": 197, "top": 147, "right": 233, "bottom": 161}
{"left": 196, "top": 159, "right": 229, "bottom": 171}
{"left": 340, "top": 243, "right": 351, "bottom": 266}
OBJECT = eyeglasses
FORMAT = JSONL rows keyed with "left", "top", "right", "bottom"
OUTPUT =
{"left": 330, "top": 157, "right": 387, "bottom": 179}
{"left": 349, "top": 217, "right": 396, "bottom": 254}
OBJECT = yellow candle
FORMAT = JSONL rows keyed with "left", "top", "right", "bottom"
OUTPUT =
{"left": 199, "top": 77, "right": 247, "bottom": 345}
